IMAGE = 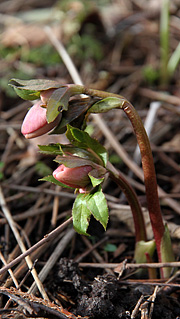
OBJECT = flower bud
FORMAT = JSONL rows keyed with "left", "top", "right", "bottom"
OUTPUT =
{"left": 53, "top": 164, "right": 93, "bottom": 189}
{"left": 21, "top": 101, "right": 61, "bottom": 139}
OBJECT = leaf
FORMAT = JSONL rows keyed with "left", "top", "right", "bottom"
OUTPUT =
{"left": 39, "top": 175, "right": 73, "bottom": 189}
{"left": 72, "top": 187, "right": 109, "bottom": 235}
{"left": 38, "top": 143, "right": 62, "bottom": 155}
{"left": 9, "top": 78, "right": 64, "bottom": 101}
{"left": 12, "top": 87, "right": 40, "bottom": 100}
{"left": 87, "top": 186, "right": 109, "bottom": 230}
{"left": 134, "top": 240, "right": 156, "bottom": 264}
{"left": 88, "top": 172, "right": 104, "bottom": 187}
{"left": 46, "top": 87, "right": 71, "bottom": 123}
{"left": 9, "top": 78, "right": 62, "bottom": 91}
{"left": 88, "top": 97, "right": 125, "bottom": 113}
{"left": 72, "top": 194, "right": 91, "bottom": 235}
{"left": 38, "top": 144, "right": 97, "bottom": 162}
{"left": 62, "top": 146, "right": 95, "bottom": 160}
{"left": 104, "top": 243, "right": 117, "bottom": 252}
{"left": 160, "top": 224, "right": 175, "bottom": 278}
{"left": 66, "top": 125, "right": 108, "bottom": 166}
{"left": 50, "top": 98, "right": 90, "bottom": 134}
{"left": 54, "top": 155, "right": 93, "bottom": 168}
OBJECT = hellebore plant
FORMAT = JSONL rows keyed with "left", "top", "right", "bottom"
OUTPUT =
{"left": 10, "top": 78, "right": 175, "bottom": 278}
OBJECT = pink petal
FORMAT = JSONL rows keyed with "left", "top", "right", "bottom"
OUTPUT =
{"left": 21, "top": 101, "right": 61, "bottom": 139}
{"left": 53, "top": 165, "right": 92, "bottom": 188}
{"left": 21, "top": 101, "right": 47, "bottom": 136}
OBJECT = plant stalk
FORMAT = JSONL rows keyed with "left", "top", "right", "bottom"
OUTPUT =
{"left": 107, "top": 162, "right": 147, "bottom": 243}
{"left": 121, "top": 100, "right": 165, "bottom": 244}
{"left": 80, "top": 85, "right": 174, "bottom": 277}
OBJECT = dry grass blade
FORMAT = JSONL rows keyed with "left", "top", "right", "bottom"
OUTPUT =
{"left": 29, "top": 228, "right": 75, "bottom": 295}
{"left": 0, "top": 186, "right": 49, "bottom": 300}
{"left": 0, "top": 217, "right": 73, "bottom": 276}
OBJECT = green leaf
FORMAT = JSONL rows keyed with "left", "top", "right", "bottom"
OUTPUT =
{"left": 87, "top": 186, "right": 109, "bottom": 230}
{"left": 38, "top": 143, "right": 97, "bottom": 162}
{"left": 72, "top": 187, "right": 109, "bottom": 235}
{"left": 46, "top": 87, "right": 71, "bottom": 123}
{"left": 50, "top": 98, "right": 90, "bottom": 134}
{"left": 134, "top": 240, "right": 156, "bottom": 264}
{"left": 88, "top": 97, "right": 124, "bottom": 113}
{"left": 9, "top": 78, "right": 62, "bottom": 91}
{"left": 54, "top": 155, "right": 93, "bottom": 168}
{"left": 9, "top": 78, "right": 63, "bottom": 101}
{"left": 61, "top": 146, "right": 96, "bottom": 160}
{"left": 38, "top": 143, "right": 63, "bottom": 155}
{"left": 72, "top": 194, "right": 91, "bottom": 235}
{"left": 88, "top": 172, "right": 104, "bottom": 187}
{"left": 104, "top": 243, "right": 117, "bottom": 252}
{"left": 12, "top": 87, "right": 40, "bottom": 100}
{"left": 39, "top": 175, "right": 73, "bottom": 189}
{"left": 160, "top": 224, "right": 175, "bottom": 278}
{"left": 66, "top": 125, "right": 108, "bottom": 166}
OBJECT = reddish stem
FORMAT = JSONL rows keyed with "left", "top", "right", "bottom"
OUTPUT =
{"left": 107, "top": 162, "right": 147, "bottom": 242}
{"left": 69, "top": 85, "right": 174, "bottom": 277}
{"left": 81, "top": 86, "right": 165, "bottom": 263}
{"left": 121, "top": 101, "right": 165, "bottom": 260}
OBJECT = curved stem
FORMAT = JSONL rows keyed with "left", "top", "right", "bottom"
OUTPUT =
{"left": 80, "top": 86, "right": 166, "bottom": 266}
{"left": 107, "top": 162, "right": 147, "bottom": 242}
{"left": 121, "top": 101, "right": 164, "bottom": 251}
{"left": 68, "top": 84, "right": 174, "bottom": 277}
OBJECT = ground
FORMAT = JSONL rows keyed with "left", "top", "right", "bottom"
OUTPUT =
{"left": 0, "top": 0, "right": 180, "bottom": 318}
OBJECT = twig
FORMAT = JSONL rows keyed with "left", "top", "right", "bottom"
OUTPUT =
{"left": 138, "top": 285, "right": 159, "bottom": 319}
{"left": 51, "top": 185, "right": 61, "bottom": 227}
{"left": 2, "top": 183, "right": 76, "bottom": 199}
{"left": 0, "top": 287, "right": 85, "bottom": 319}
{"left": 45, "top": 25, "right": 83, "bottom": 86}
{"left": 29, "top": 228, "right": 75, "bottom": 295}
{"left": 0, "top": 251, "right": 19, "bottom": 289}
{"left": 0, "top": 204, "right": 54, "bottom": 225}
{"left": 131, "top": 295, "right": 144, "bottom": 319}
{"left": 118, "top": 281, "right": 180, "bottom": 288}
{"left": 0, "top": 186, "right": 49, "bottom": 300}
{"left": 0, "top": 214, "right": 73, "bottom": 276}
{"left": 78, "top": 261, "right": 180, "bottom": 269}
{"left": 149, "top": 286, "right": 158, "bottom": 319}
{"left": 139, "top": 87, "right": 180, "bottom": 105}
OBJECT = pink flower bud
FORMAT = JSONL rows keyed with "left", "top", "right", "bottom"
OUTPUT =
{"left": 21, "top": 101, "right": 61, "bottom": 139}
{"left": 53, "top": 164, "right": 93, "bottom": 189}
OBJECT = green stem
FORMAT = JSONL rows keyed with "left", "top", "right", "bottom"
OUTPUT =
{"left": 107, "top": 162, "right": 147, "bottom": 243}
